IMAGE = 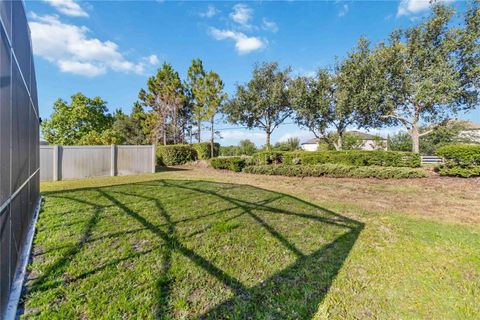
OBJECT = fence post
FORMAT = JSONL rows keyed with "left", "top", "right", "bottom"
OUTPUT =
{"left": 53, "top": 145, "right": 59, "bottom": 181}
{"left": 111, "top": 144, "right": 116, "bottom": 176}
{"left": 151, "top": 144, "right": 156, "bottom": 173}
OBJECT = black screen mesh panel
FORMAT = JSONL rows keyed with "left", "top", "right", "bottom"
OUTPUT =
{"left": 0, "top": 1, "right": 40, "bottom": 315}
{"left": 11, "top": 1, "right": 30, "bottom": 86}
{"left": 0, "top": 1, "right": 11, "bottom": 40}
{"left": 0, "top": 25, "right": 11, "bottom": 206}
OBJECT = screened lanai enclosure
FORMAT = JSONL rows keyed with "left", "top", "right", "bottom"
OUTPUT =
{"left": 0, "top": 1, "right": 40, "bottom": 318}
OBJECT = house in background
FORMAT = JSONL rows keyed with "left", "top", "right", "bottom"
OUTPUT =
{"left": 301, "top": 138, "right": 323, "bottom": 151}
{"left": 301, "top": 131, "right": 387, "bottom": 151}
{"left": 457, "top": 121, "right": 480, "bottom": 143}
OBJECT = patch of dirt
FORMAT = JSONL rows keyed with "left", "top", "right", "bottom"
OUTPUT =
{"left": 188, "top": 160, "right": 211, "bottom": 169}
{"left": 169, "top": 166, "right": 480, "bottom": 225}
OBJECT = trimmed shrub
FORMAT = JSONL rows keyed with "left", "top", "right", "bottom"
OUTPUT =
{"left": 254, "top": 150, "right": 421, "bottom": 168}
{"left": 243, "top": 164, "right": 427, "bottom": 179}
{"left": 436, "top": 144, "right": 480, "bottom": 177}
{"left": 252, "top": 151, "right": 285, "bottom": 165}
{"left": 157, "top": 144, "right": 197, "bottom": 166}
{"left": 210, "top": 157, "right": 246, "bottom": 172}
{"left": 437, "top": 166, "right": 480, "bottom": 178}
{"left": 436, "top": 144, "right": 480, "bottom": 166}
{"left": 193, "top": 142, "right": 220, "bottom": 160}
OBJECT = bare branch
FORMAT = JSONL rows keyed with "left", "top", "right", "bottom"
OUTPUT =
{"left": 379, "top": 114, "right": 413, "bottom": 127}
{"left": 418, "top": 129, "right": 434, "bottom": 137}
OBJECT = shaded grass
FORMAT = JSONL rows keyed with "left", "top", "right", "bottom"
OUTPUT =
{"left": 23, "top": 178, "right": 361, "bottom": 319}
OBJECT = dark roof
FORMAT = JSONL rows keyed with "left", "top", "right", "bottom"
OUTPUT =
{"left": 301, "top": 138, "right": 321, "bottom": 145}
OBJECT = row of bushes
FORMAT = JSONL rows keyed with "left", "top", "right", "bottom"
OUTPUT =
{"left": 243, "top": 164, "right": 427, "bottom": 179}
{"left": 157, "top": 142, "right": 220, "bottom": 166}
{"left": 252, "top": 150, "right": 421, "bottom": 168}
{"left": 436, "top": 166, "right": 480, "bottom": 178}
{"left": 436, "top": 144, "right": 480, "bottom": 177}
{"left": 210, "top": 157, "right": 247, "bottom": 172}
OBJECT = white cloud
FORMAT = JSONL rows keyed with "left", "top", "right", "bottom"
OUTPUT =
{"left": 209, "top": 27, "right": 265, "bottom": 54}
{"left": 29, "top": 14, "right": 156, "bottom": 77}
{"left": 261, "top": 18, "right": 278, "bottom": 33}
{"left": 230, "top": 3, "right": 253, "bottom": 28}
{"left": 44, "top": 0, "right": 88, "bottom": 17}
{"left": 200, "top": 5, "right": 219, "bottom": 18}
{"left": 338, "top": 4, "right": 349, "bottom": 17}
{"left": 397, "top": 0, "right": 452, "bottom": 17}
{"left": 57, "top": 60, "right": 104, "bottom": 76}
{"left": 147, "top": 54, "right": 159, "bottom": 65}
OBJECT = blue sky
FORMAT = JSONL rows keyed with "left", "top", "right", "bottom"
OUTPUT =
{"left": 27, "top": 0, "right": 479, "bottom": 146}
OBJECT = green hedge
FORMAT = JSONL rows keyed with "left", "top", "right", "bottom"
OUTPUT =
{"left": 253, "top": 150, "right": 421, "bottom": 168}
{"left": 436, "top": 144, "right": 480, "bottom": 166}
{"left": 210, "top": 157, "right": 246, "bottom": 172}
{"left": 193, "top": 142, "right": 220, "bottom": 160}
{"left": 157, "top": 144, "right": 197, "bottom": 166}
{"left": 436, "top": 166, "right": 480, "bottom": 178}
{"left": 436, "top": 144, "right": 480, "bottom": 177}
{"left": 243, "top": 164, "right": 427, "bottom": 179}
{"left": 252, "top": 151, "right": 286, "bottom": 165}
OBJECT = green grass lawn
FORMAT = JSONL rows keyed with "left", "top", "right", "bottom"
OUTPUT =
{"left": 22, "top": 172, "right": 480, "bottom": 319}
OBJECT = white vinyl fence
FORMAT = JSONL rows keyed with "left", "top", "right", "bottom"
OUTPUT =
{"left": 421, "top": 155, "right": 444, "bottom": 165}
{"left": 40, "top": 145, "right": 156, "bottom": 181}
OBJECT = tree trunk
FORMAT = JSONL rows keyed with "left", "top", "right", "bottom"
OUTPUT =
{"left": 162, "top": 117, "right": 167, "bottom": 146}
{"left": 410, "top": 122, "right": 420, "bottom": 153}
{"left": 197, "top": 121, "right": 201, "bottom": 143}
{"left": 336, "top": 134, "right": 343, "bottom": 151}
{"left": 266, "top": 131, "right": 271, "bottom": 150}
{"left": 173, "top": 106, "right": 177, "bottom": 144}
{"left": 333, "top": 132, "right": 343, "bottom": 151}
{"left": 210, "top": 115, "right": 214, "bottom": 158}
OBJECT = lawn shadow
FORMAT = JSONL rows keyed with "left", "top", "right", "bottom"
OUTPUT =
{"left": 31, "top": 178, "right": 363, "bottom": 319}
{"left": 143, "top": 180, "right": 363, "bottom": 319}
{"left": 155, "top": 166, "right": 191, "bottom": 172}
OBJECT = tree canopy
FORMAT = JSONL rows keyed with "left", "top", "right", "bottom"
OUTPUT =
{"left": 138, "top": 63, "right": 185, "bottom": 145}
{"left": 370, "top": 3, "right": 480, "bottom": 152}
{"left": 112, "top": 103, "right": 152, "bottom": 145}
{"left": 290, "top": 38, "right": 379, "bottom": 150}
{"left": 41, "top": 93, "right": 114, "bottom": 145}
{"left": 41, "top": 2, "right": 479, "bottom": 152}
{"left": 224, "top": 62, "right": 292, "bottom": 149}
{"left": 186, "top": 59, "right": 208, "bottom": 142}
{"left": 200, "top": 71, "right": 226, "bottom": 157}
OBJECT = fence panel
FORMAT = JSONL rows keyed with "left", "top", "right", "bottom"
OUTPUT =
{"left": 40, "top": 145, "right": 155, "bottom": 181}
{"left": 60, "top": 146, "right": 111, "bottom": 180}
{"left": 39, "top": 146, "right": 54, "bottom": 181}
{"left": 117, "top": 145, "right": 155, "bottom": 176}
{"left": 421, "top": 155, "right": 444, "bottom": 165}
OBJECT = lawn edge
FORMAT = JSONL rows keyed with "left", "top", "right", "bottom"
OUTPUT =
{"left": 3, "top": 197, "right": 42, "bottom": 320}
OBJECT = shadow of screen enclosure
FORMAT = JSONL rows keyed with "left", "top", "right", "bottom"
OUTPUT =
{"left": 24, "top": 179, "right": 363, "bottom": 319}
